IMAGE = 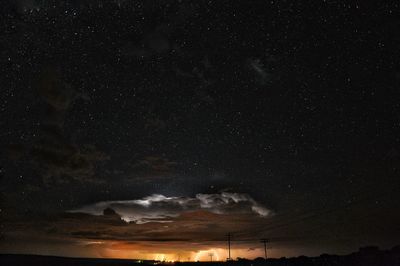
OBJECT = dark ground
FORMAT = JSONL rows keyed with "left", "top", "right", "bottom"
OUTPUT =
{"left": 0, "top": 254, "right": 143, "bottom": 266}
{"left": 1, "top": 246, "right": 399, "bottom": 266}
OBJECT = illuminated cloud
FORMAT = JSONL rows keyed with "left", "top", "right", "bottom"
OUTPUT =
{"left": 70, "top": 192, "right": 272, "bottom": 224}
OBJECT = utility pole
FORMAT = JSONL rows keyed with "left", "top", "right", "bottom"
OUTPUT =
{"left": 260, "top": 239, "right": 269, "bottom": 262}
{"left": 226, "top": 233, "right": 232, "bottom": 261}
{"left": 208, "top": 253, "right": 214, "bottom": 262}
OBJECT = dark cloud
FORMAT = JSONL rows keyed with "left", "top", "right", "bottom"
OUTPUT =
{"left": 36, "top": 69, "right": 82, "bottom": 112}
{"left": 28, "top": 69, "right": 108, "bottom": 184}
{"left": 2, "top": 193, "right": 270, "bottom": 246}
{"left": 31, "top": 140, "right": 109, "bottom": 184}
{"left": 125, "top": 156, "right": 177, "bottom": 181}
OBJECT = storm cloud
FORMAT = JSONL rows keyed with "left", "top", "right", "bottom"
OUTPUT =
{"left": 70, "top": 192, "right": 272, "bottom": 224}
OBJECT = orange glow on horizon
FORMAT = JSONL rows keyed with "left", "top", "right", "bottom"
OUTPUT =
{"left": 194, "top": 249, "right": 220, "bottom": 261}
{"left": 40, "top": 240, "right": 275, "bottom": 261}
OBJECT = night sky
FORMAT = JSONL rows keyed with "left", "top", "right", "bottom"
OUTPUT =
{"left": 1, "top": 0, "right": 400, "bottom": 261}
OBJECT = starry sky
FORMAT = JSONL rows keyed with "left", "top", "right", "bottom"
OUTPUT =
{"left": 1, "top": 0, "right": 400, "bottom": 261}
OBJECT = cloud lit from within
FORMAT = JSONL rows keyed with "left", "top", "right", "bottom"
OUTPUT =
{"left": 70, "top": 192, "right": 272, "bottom": 223}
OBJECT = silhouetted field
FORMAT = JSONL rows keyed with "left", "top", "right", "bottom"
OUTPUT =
{"left": 0, "top": 254, "right": 147, "bottom": 266}
{"left": 1, "top": 246, "right": 399, "bottom": 266}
